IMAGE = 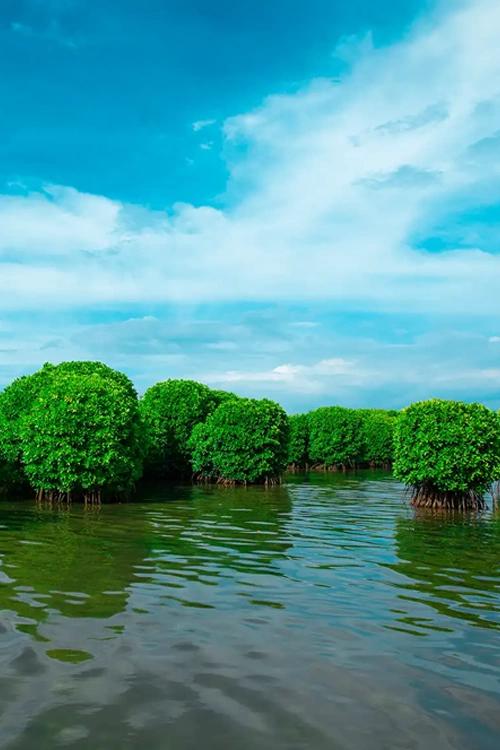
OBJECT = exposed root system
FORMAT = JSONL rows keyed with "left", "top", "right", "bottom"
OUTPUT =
{"left": 300, "top": 462, "right": 391, "bottom": 473}
{"left": 309, "top": 463, "right": 350, "bottom": 472}
{"left": 410, "top": 485, "right": 485, "bottom": 511}
{"left": 35, "top": 489, "right": 102, "bottom": 505}
{"left": 193, "top": 474, "right": 282, "bottom": 487}
{"left": 286, "top": 463, "right": 309, "bottom": 473}
{"left": 83, "top": 490, "right": 102, "bottom": 505}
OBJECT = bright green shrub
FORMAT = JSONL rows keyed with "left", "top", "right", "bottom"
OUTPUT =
{"left": 45, "top": 361, "right": 138, "bottom": 400}
{"left": 393, "top": 399, "right": 500, "bottom": 508}
{"left": 358, "top": 409, "right": 396, "bottom": 466}
{"left": 20, "top": 368, "right": 144, "bottom": 501}
{"left": 0, "top": 361, "right": 142, "bottom": 495}
{"left": 287, "top": 413, "right": 309, "bottom": 468}
{"left": 308, "top": 406, "right": 364, "bottom": 468}
{"left": 0, "top": 370, "right": 49, "bottom": 492}
{"left": 189, "top": 397, "right": 289, "bottom": 484}
{"left": 140, "top": 379, "right": 223, "bottom": 478}
{"left": 210, "top": 389, "right": 238, "bottom": 407}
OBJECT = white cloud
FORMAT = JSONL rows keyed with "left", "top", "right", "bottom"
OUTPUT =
{"left": 2, "top": 0, "right": 500, "bottom": 409}
{"left": 194, "top": 331, "right": 500, "bottom": 407}
{"left": 1, "top": 310, "right": 499, "bottom": 410}
{"left": 192, "top": 119, "right": 216, "bottom": 132}
{"left": 0, "top": 185, "right": 120, "bottom": 257}
{"left": 203, "top": 357, "right": 357, "bottom": 394}
{"left": 1, "top": 0, "right": 500, "bottom": 314}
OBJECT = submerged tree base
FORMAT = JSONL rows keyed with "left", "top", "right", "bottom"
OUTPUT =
{"left": 193, "top": 474, "right": 283, "bottom": 487}
{"left": 300, "top": 462, "right": 391, "bottom": 473}
{"left": 309, "top": 463, "right": 351, "bottom": 472}
{"left": 287, "top": 463, "right": 309, "bottom": 473}
{"left": 35, "top": 489, "right": 103, "bottom": 505}
{"left": 410, "top": 486, "right": 485, "bottom": 511}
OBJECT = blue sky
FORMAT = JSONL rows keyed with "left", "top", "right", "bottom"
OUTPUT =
{"left": 0, "top": 0, "right": 499, "bottom": 411}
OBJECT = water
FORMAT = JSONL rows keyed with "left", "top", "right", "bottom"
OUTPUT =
{"left": 0, "top": 472, "right": 499, "bottom": 749}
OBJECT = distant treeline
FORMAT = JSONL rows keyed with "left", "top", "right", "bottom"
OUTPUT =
{"left": 0, "top": 361, "right": 499, "bottom": 509}
{"left": 287, "top": 407, "right": 397, "bottom": 471}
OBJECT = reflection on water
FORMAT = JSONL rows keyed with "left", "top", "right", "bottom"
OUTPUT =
{"left": 390, "top": 513, "right": 500, "bottom": 632}
{"left": 0, "top": 473, "right": 499, "bottom": 749}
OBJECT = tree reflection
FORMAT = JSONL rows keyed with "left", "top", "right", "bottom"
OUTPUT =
{"left": 0, "top": 483, "right": 294, "bottom": 636}
{"left": 389, "top": 511, "right": 500, "bottom": 632}
{"left": 0, "top": 504, "right": 151, "bottom": 634}
{"left": 136, "top": 482, "right": 294, "bottom": 596}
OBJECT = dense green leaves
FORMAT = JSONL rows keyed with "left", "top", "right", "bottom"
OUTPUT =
{"left": 2, "top": 359, "right": 500, "bottom": 500}
{"left": 287, "top": 413, "right": 309, "bottom": 467}
{"left": 189, "top": 398, "right": 289, "bottom": 483}
{"left": 0, "top": 361, "right": 143, "bottom": 499}
{"left": 0, "top": 369, "right": 50, "bottom": 491}
{"left": 358, "top": 409, "right": 396, "bottom": 466}
{"left": 140, "top": 379, "right": 226, "bottom": 478}
{"left": 393, "top": 399, "right": 500, "bottom": 494}
{"left": 21, "top": 368, "right": 144, "bottom": 499}
{"left": 44, "top": 360, "right": 138, "bottom": 400}
{"left": 286, "top": 408, "right": 395, "bottom": 469}
{"left": 308, "top": 407, "right": 365, "bottom": 468}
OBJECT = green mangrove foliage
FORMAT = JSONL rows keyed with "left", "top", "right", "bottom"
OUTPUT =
{"left": 0, "top": 367, "right": 54, "bottom": 492}
{"left": 308, "top": 406, "right": 365, "bottom": 469}
{"left": 189, "top": 397, "right": 289, "bottom": 484}
{"left": 358, "top": 409, "right": 396, "bottom": 467}
{"left": 1, "top": 358, "right": 500, "bottom": 502}
{"left": 286, "top": 408, "right": 396, "bottom": 470}
{"left": 0, "top": 375, "right": 30, "bottom": 491}
{"left": 393, "top": 399, "right": 500, "bottom": 510}
{"left": 1, "top": 362, "right": 144, "bottom": 502}
{"left": 210, "top": 389, "right": 238, "bottom": 408}
{"left": 139, "top": 379, "right": 232, "bottom": 478}
{"left": 45, "top": 360, "right": 139, "bottom": 400}
{"left": 0, "top": 361, "right": 142, "bottom": 495}
{"left": 22, "top": 368, "right": 144, "bottom": 502}
{"left": 287, "top": 413, "right": 309, "bottom": 469}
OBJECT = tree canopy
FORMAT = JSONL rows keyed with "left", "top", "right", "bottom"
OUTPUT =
{"left": 287, "top": 413, "right": 309, "bottom": 468}
{"left": 308, "top": 406, "right": 365, "bottom": 468}
{"left": 358, "top": 409, "right": 396, "bottom": 467}
{"left": 1, "top": 361, "right": 499, "bottom": 502}
{"left": 21, "top": 367, "right": 144, "bottom": 501}
{"left": 0, "top": 368, "right": 53, "bottom": 492}
{"left": 189, "top": 397, "right": 289, "bottom": 484}
{"left": 393, "top": 399, "right": 500, "bottom": 508}
{"left": 0, "top": 361, "right": 143, "bottom": 500}
{"left": 140, "top": 379, "right": 226, "bottom": 478}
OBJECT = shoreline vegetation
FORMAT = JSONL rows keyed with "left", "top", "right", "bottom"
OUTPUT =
{"left": 0, "top": 360, "right": 499, "bottom": 510}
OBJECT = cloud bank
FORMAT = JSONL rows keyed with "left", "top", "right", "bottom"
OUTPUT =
{"left": 1, "top": 0, "right": 500, "bottom": 407}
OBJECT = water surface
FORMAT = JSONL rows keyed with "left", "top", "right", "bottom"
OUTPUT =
{"left": 0, "top": 472, "right": 499, "bottom": 749}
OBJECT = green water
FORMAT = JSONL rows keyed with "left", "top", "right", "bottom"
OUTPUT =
{"left": 0, "top": 472, "right": 499, "bottom": 749}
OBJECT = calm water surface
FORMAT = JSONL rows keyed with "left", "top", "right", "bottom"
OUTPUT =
{"left": 0, "top": 472, "right": 499, "bottom": 749}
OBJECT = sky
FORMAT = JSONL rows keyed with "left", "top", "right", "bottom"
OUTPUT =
{"left": 0, "top": 0, "right": 499, "bottom": 412}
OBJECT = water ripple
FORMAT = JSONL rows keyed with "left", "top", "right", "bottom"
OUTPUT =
{"left": 0, "top": 472, "right": 499, "bottom": 749}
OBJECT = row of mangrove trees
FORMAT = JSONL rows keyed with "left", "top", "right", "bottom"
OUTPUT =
{"left": 0, "top": 360, "right": 499, "bottom": 509}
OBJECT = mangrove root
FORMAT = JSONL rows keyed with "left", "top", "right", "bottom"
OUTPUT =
{"left": 35, "top": 489, "right": 102, "bottom": 505}
{"left": 192, "top": 474, "right": 282, "bottom": 487}
{"left": 410, "top": 486, "right": 485, "bottom": 511}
